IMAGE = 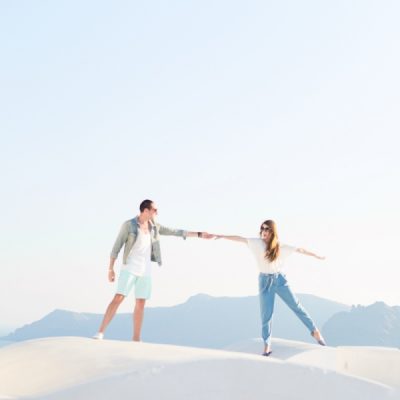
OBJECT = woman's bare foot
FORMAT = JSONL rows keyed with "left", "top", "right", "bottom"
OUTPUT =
{"left": 262, "top": 345, "right": 272, "bottom": 356}
{"left": 311, "top": 329, "right": 326, "bottom": 346}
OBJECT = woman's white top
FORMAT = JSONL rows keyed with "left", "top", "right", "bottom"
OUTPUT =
{"left": 122, "top": 230, "right": 152, "bottom": 277}
{"left": 246, "top": 238, "right": 297, "bottom": 274}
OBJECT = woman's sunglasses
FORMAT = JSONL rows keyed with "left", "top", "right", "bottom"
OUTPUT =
{"left": 260, "top": 226, "right": 271, "bottom": 232}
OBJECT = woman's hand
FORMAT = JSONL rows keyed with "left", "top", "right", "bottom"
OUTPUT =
{"left": 201, "top": 232, "right": 215, "bottom": 239}
{"left": 297, "top": 248, "right": 325, "bottom": 260}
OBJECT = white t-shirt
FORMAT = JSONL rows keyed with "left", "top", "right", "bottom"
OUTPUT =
{"left": 246, "top": 238, "right": 297, "bottom": 274}
{"left": 122, "top": 230, "right": 152, "bottom": 277}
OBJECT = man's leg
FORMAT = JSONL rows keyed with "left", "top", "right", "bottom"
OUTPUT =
{"left": 95, "top": 270, "right": 136, "bottom": 338}
{"left": 133, "top": 299, "right": 146, "bottom": 341}
{"left": 132, "top": 276, "right": 151, "bottom": 341}
{"left": 98, "top": 294, "right": 125, "bottom": 334}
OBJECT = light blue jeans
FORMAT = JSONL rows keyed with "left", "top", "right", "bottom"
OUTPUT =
{"left": 258, "top": 272, "right": 317, "bottom": 345}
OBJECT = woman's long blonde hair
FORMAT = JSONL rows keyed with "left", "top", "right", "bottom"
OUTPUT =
{"left": 260, "top": 220, "right": 280, "bottom": 262}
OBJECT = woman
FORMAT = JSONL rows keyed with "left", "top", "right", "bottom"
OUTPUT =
{"left": 215, "top": 220, "right": 326, "bottom": 356}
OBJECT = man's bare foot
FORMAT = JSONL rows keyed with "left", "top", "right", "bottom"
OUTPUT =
{"left": 93, "top": 332, "right": 104, "bottom": 340}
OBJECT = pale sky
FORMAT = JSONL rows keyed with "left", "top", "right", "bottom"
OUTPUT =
{"left": 1, "top": 1, "right": 399, "bottom": 331}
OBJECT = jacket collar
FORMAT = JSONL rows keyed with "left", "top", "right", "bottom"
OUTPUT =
{"left": 133, "top": 216, "right": 154, "bottom": 230}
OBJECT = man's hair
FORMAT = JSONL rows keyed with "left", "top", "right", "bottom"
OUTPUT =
{"left": 139, "top": 199, "right": 154, "bottom": 212}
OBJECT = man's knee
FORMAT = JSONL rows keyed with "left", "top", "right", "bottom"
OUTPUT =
{"left": 113, "top": 294, "right": 125, "bottom": 305}
{"left": 135, "top": 299, "right": 146, "bottom": 310}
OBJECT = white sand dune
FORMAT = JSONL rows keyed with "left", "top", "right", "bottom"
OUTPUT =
{"left": 0, "top": 337, "right": 399, "bottom": 400}
{"left": 226, "top": 337, "right": 400, "bottom": 388}
{"left": 225, "top": 337, "right": 338, "bottom": 369}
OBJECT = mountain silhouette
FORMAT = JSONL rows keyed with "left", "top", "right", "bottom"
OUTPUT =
{"left": 322, "top": 301, "right": 400, "bottom": 347}
{"left": 2, "top": 293, "right": 349, "bottom": 348}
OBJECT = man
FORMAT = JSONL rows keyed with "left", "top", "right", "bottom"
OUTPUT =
{"left": 93, "top": 199, "right": 212, "bottom": 341}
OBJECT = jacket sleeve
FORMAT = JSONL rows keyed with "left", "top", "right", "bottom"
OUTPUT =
{"left": 110, "top": 221, "right": 130, "bottom": 259}
{"left": 158, "top": 224, "right": 188, "bottom": 239}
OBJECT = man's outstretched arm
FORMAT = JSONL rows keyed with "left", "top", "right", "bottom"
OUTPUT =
{"left": 158, "top": 224, "right": 213, "bottom": 239}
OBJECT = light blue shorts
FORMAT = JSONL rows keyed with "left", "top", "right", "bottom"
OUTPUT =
{"left": 116, "top": 270, "right": 152, "bottom": 299}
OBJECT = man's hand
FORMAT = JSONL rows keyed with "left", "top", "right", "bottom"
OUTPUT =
{"left": 108, "top": 269, "right": 115, "bottom": 282}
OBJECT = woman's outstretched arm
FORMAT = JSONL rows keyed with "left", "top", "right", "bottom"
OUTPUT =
{"left": 296, "top": 248, "right": 325, "bottom": 260}
{"left": 215, "top": 235, "right": 247, "bottom": 244}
